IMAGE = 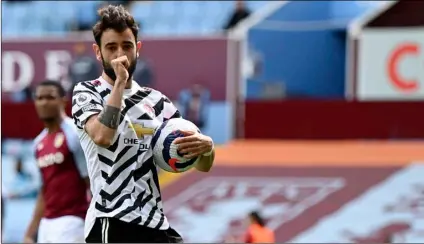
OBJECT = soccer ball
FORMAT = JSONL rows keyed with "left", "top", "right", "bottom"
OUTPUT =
{"left": 151, "top": 118, "right": 201, "bottom": 173}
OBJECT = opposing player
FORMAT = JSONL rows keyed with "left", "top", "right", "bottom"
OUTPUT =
{"left": 24, "top": 80, "right": 90, "bottom": 243}
{"left": 71, "top": 5, "right": 215, "bottom": 243}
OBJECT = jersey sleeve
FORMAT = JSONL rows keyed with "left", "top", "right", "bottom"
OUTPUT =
{"left": 32, "top": 130, "right": 47, "bottom": 188}
{"left": 71, "top": 82, "right": 104, "bottom": 130}
{"left": 162, "top": 94, "right": 182, "bottom": 121}
{"left": 62, "top": 118, "right": 89, "bottom": 178}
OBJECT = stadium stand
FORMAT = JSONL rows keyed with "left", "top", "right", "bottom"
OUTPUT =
{"left": 2, "top": 1, "right": 270, "bottom": 37}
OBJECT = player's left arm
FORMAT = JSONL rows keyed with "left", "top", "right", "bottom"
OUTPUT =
{"left": 194, "top": 147, "right": 215, "bottom": 172}
{"left": 161, "top": 94, "right": 215, "bottom": 172}
{"left": 175, "top": 130, "right": 215, "bottom": 172}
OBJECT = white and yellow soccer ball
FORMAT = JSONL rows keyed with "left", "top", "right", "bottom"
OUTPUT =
{"left": 151, "top": 118, "right": 201, "bottom": 173}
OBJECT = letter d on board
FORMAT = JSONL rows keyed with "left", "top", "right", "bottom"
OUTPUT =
{"left": 2, "top": 51, "right": 34, "bottom": 92}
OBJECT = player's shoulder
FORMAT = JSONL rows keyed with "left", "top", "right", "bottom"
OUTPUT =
{"left": 34, "top": 128, "right": 48, "bottom": 145}
{"left": 135, "top": 83, "right": 157, "bottom": 94}
{"left": 73, "top": 80, "right": 107, "bottom": 105}
{"left": 60, "top": 117, "right": 81, "bottom": 147}
{"left": 61, "top": 117, "right": 78, "bottom": 134}
{"left": 73, "top": 79, "right": 102, "bottom": 93}
{"left": 132, "top": 84, "right": 163, "bottom": 100}
{"left": 138, "top": 85, "right": 170, "bottom": 100}
{"left": 73, "top": 79, "right": 110, "bottom": 98}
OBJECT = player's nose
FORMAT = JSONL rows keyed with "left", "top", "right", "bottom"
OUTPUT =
{"left": 117, "top": 47, "right": 125, "bottom": 57}
{"left": 38, "top": 98, "right": 48, "bottom": 106}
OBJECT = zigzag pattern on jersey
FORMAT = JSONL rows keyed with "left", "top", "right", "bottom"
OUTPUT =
{"left": 72, "top": 79, "right": 173, "bottom": 229}
{"left": 95, "top": 158, "right": 164, "bottom": 228}
{"left": 96, "top": 86, "right": 164, "bottom": 227}
{"left": 71, "top": 81, "right": 110, "bottom": 129}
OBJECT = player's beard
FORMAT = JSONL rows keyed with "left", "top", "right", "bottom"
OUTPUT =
{"left": 101, "top": 54, "right": 137, "bottom": 83}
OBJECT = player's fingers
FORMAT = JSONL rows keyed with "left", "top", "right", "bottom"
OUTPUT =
{"left": 118, "top": 60, "right": 129, "bottom": 69}
{"left": 178, "top": 141, "right": 202, "bottom": 151}
{"left": 111, "top": 56, "right": 125, "bottom": 65}
{"left": 117, "top": 55, "right": 129, "bottom": 63}
{"left": 122, "top": 57, "right": 130, "bottom": 68}
{"left": 183, "top": 152, "right": 201, "bottom": 159}
{"left": 180, "top": 145, "right": 208, "bottom": 155}
{"left": 174, "top": 135, "right": 197, "bottom": 144}
{"left": 182, "top": 146, "right": 207, "bottom": 157}
{"left": 178, "top": 130, "right": 195, "bottom": 136}
{"left": 179, "top": 147, "right": 200, "bottom": 155}
{"left": 112, "top": 56, "right": 129, "bottom": 68}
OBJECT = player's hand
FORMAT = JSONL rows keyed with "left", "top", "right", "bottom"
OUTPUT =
{"left": 23, "top": 236, "right": 35, "bottom": 243}
{"left": 174, "top": 130, "right": 213, "bottom": 159}
{"left": 111, "top": 55, "right": 130, "bottom": 85}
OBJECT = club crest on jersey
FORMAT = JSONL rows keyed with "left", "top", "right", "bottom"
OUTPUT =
{"left": 76, "top": 93, "right": 91, "bottom": 106}
{"left": 143, "top": 104, "right": 156, "bottom": 118}
{"left": 54, "top": 133, "right": 65, "bottom": 148}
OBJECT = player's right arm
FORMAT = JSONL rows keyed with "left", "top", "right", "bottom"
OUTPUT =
{"left": 72, "top": 56, "right": 129, "bottom": 148}
{"left": 80, "top": 84, "right": 124, "bottom": 148}
{"left": 23, "top": 187, "right": 44, "bottom": 243}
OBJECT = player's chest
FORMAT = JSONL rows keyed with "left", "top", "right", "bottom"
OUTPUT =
{"left": 35, "top": 132, "right": 70, "bottom": 169}
{"left": 120, "top": 100, "right": 163, "bottom": 138}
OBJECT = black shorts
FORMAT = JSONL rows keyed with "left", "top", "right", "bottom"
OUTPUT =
{"left": 85, "top": 217, "right": 184, "bottom": 243}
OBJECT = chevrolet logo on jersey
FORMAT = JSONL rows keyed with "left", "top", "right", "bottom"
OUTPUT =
{"left": 128, "top": 122, "right": 155, "bottom": 138}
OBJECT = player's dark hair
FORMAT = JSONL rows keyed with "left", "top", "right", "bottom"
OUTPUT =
{"left": 92, "top": 4, "right": 139, "bottom": 46}
{"left": 35, "top": 80, "right": 66, "bottom": 97}
{"left": 249, "top": 211, "right": 266, "bottom": 227}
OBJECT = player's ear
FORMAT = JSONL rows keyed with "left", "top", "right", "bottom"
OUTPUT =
{"left": 136, "top": 41, "right": 142, "bottom": 58}
{"left": 93, "top": 43, "right": 102, "bottom": 62}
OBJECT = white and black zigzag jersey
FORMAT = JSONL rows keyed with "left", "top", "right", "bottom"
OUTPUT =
{"left": 71, "top": 76, "right": 181, "bottom": 238}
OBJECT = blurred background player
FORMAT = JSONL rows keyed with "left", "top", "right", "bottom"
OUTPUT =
{"left": 224, "top": 211, "right": 275, "bottom": 243}
{"left": 243, "top": 211, "right": 275, "bottom": 243}
{"left": 23, "top": 80, "right": 90, "bottom": 243}
{"left": 178, "top": 82, "right": 210, "bottom": 132}
{"left": 223, "top": 0, "right": 251, "bottom": 31}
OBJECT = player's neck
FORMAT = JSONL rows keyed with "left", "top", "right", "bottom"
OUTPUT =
{"left": 45, "top": 117, "right": 62, "bottom": 134}
{"left": 102, "top": 73, "right": 133, "bottom": 89}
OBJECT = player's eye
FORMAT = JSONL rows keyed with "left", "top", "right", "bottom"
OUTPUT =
{"left": 36, "top": 95, "right": 55, "bottom": 100}
{"left": 107, "top": 46, "right": 117, "bottom": 51}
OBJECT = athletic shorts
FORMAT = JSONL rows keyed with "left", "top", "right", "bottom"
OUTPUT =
{"left": 85, "top": 217, "right": 184, "bottom": 243}
{"left": 37, "top": 216, "right": 85, "bottom": 243}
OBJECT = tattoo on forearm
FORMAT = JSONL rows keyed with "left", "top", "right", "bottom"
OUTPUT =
{"left": 98, "top": 105, "right": 121, "bottom": 129}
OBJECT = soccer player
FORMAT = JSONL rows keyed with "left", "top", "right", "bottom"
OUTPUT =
{"left": 24, "top": 80, "right": 90, "bottom": 243}
{"left": 244, "top": 211, "right": 275, "bottom": 243}
{"left": 71, "top": 5, "right": 215, "bottom": 243}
